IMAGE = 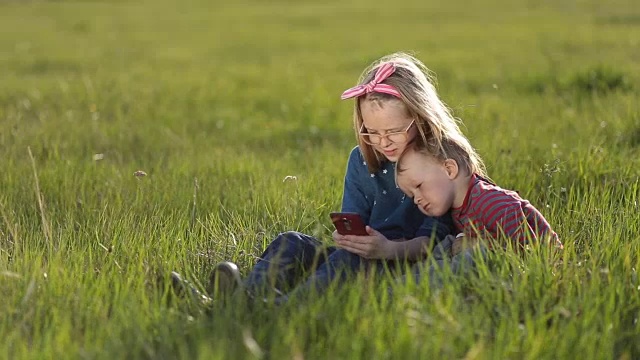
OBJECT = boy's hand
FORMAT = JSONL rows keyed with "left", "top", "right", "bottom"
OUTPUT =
{"left": 335, "top": 226, "right": 394, "bottom": 259}
{"left": 451, "top": 234, "right": 483, "bottom": 257}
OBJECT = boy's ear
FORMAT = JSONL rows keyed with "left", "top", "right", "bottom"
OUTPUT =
{"left": 443, "top": 159, "right": 459, "bottom": 179}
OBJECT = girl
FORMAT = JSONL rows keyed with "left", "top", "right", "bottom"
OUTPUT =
{"left": 173, "top": 52, "right": 470, "bottom": 303}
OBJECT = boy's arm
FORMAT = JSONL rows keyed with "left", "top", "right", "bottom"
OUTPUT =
{"left": 385, "top": 214, "right": 452, "bottom": 260}
{"left": 415, "top": 213, "right": 453, "bottom": 242}
{"left": 385, "top": 235, "right": 435, "bottom": 261}
{"left": 485, "top": 203, "right": 534, "bottom": 248}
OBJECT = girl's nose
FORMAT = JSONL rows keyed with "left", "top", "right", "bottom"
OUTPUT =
{"left": 379, "top": 136, "right": 391, "bottom": 147}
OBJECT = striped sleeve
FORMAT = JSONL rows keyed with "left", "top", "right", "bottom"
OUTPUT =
{"left": 524, "top": 204, "right": 563, "bottom": 249}
{"left": 474, "top": 193, "right": 533, "bottom": 246}
{"left": 493, "top": 205, "right": 534, "bottom": 245}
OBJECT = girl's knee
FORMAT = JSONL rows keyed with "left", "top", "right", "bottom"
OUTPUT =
{"left": 269, "top": 231, "right": 321, "bottom": 254}
{"left": 279, "top": 231, "right": 319, "bottom": 244}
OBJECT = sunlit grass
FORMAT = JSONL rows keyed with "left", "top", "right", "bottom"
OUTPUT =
{"left": 1, "top": 0, "right": 639, "bottom": 358}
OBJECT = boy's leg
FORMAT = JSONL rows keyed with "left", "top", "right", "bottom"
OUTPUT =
{"left": 448, "top": 244, "right": 488, "bottom": 275}
{"left": 410, "top": 235, "right": 454, "bottom": 288}
{"left": 410, "top": 237, "right": 488, "bottom": 290}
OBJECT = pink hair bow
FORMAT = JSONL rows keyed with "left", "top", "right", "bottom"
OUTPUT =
{"left": 340, "top": 62, "right": 401, "bottom": 100}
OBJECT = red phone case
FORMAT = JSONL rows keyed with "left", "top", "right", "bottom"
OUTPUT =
{"left": 330, "top": 212, "right": 368, "bottom": 236}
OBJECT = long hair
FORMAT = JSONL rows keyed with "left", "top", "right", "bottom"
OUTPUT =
{"left": 350, "top": 52, "right": 484, "bottom": 176}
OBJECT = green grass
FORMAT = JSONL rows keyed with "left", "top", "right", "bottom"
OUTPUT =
{"left": 1, "top": 0, "right": 639, "bottom": 358}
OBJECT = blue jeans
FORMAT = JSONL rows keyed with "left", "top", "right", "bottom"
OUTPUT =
{"left": 243, "top": 231, "right": 402, "bottom": 300}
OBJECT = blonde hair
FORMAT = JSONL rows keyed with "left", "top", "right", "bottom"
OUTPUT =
{"left": 350, "top": 52, "right": 475, "bottom": 174}
{"left": 396, "top": 134, "right": 487, "bottom": 178}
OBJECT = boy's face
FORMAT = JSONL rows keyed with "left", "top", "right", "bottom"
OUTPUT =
{"left": 360, "top": 99, "right": 416, "bottom": 163}
{"left": 396, "top": 150, "right": 456, "bottom": 217}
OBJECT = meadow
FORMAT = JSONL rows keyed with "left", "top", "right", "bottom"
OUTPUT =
{"left": 1, "top": 0, "right": 639, "bottom": 358}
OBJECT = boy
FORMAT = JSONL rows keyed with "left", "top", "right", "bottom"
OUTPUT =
{"left": 395, "top": 142, "right": 564, "bottom": 255}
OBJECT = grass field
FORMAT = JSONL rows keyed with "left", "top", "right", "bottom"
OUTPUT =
{"left": 1, "top": 0, "right": 639, "bottom": 358}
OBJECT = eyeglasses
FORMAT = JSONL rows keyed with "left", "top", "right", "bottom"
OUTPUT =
{"left": 359, "top": 120, "right": 415, "bottom": 145}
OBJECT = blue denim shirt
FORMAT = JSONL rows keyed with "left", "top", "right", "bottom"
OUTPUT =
{"left": 341, "top": 146, "right": 452, "bottom": 241}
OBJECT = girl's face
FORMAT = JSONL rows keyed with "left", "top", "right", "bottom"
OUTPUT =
{"left": 359, "top": 99, "right": 417, "bottom": 162}
{"left": 396, "top": 150, "right": 457, "bottom": 217}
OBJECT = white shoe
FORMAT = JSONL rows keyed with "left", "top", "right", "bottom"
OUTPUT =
{"left": 207, "top": 261, "right": 242, "bottom": 298}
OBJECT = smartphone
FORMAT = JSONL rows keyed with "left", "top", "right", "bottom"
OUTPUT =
{"left": 329, "top": 212, "right": 368, "bottom": 236}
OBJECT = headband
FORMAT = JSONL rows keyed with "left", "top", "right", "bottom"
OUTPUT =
{"left": 340, "top": 62, "right": 402, "bottom": 100}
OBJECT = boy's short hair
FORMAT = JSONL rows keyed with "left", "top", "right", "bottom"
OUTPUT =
{"left": 397, "top": 134, "right": 486, "bottom": 178}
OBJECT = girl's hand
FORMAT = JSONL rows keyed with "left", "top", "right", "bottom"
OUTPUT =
{"left": 335, "top": 226, "right": 395, "bottom": 259}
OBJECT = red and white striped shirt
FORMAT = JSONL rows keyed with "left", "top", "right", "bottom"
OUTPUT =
{"left": 452, "top": 174, "right": 563, "bottom": 249}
